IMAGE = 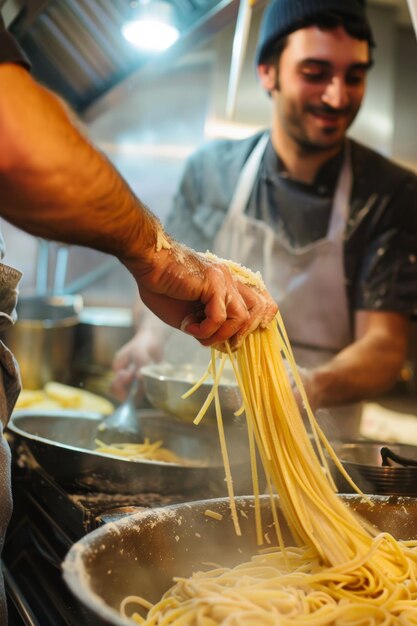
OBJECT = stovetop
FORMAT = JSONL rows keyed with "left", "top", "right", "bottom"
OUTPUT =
{"left": 3, "top": 447, "right": 192, "bottom": 626}
{"left": 22, "top": 461, "right": 186, "bottom": 540}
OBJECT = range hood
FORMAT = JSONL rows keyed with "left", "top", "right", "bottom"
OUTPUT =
{"left": 1, "top": 0, "right": 413, "bottom": 118}
{"left": 1, "top": 0, "right": 240, "bottom": 113}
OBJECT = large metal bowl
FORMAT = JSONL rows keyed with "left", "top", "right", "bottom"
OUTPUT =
{"left": 8, "top": 410, "right": 252, "bottom": 496}
{"left": 141, "top": 362, "right": 242, "bottom": 423}
{"left": 332, "top": 441, "right": 417, "bottom": 496}
{"left": 62, "top": 494, "right": 417, "bottom": 626}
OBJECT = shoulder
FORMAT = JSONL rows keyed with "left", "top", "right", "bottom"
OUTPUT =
{"left": 350, "top": 139, "right": 417, "bottom": 192}
{"left": 186, "top": 131, "right": 266, "bottom": 174}
{"left": 178, "top": 131, "right": 267, "bottom": 206}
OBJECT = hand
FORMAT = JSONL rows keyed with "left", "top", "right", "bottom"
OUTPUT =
{"left": 111, "top": 329, "right": 164, "bottom": 401}
{"left": 134, "top": 242, "right": 278, "bottom": 349}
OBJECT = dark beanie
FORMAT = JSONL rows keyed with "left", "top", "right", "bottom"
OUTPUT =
{"left": 256, "top": 0, "right": 373, "bottom": 65}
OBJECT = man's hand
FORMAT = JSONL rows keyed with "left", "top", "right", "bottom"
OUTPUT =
{"left": 111, "top": 329, "right": 164, "bottom": 401}
{"left": 133, "top": 241, "right": 278, "bottom": 349}
{"left": 284, "top": 310, "right": 409, "bottom": 413}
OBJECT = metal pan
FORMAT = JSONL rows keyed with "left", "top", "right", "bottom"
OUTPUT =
{"left": 332, "top": 441, "right": 417, "bottom": 496}
{"left": 7, "top": 410, "right": 251, "bottom": 496}
{"left": 62, "top": 493, "right": 417, "bottom": 626}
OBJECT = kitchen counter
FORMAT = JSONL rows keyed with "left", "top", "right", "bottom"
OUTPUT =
{"left": 360, "top": 395, "right": 417, "bottom": 445}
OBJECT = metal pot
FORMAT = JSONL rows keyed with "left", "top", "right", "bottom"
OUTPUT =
{"left": 2, "top": 295, "right": 83, "bottom": 389}
{"left": 62, "top": 494, "right": 417, "bottom": 626}
{"left": 73, "top": 307, "right": 134, "bottom": 374}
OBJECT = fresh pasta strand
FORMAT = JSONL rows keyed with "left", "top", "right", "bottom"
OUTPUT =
{"left": 120, "top": 260, "right": 417, "bottom": 625}
{"left": 94, "top": 438, "right": 199, "bottom": 465}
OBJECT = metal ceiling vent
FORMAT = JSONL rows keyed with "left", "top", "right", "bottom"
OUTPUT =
{"left": 4, "top": 0, "right": 229, "bottom": 111}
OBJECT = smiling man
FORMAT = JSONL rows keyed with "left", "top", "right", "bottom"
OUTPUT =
{"left": 112, "top": 0, "right": 417, "bottom": 441}
{"left": 261, "top": 25, "right": 371, "bottom": 152}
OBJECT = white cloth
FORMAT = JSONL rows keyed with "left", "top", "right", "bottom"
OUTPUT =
{"left": 214, "top": 134, "right": 362, "bottom": 439}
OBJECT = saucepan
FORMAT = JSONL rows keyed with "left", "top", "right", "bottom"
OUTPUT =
{"left": 141, "top": 362, "right": 242, "bottom": 423}
{"left": 7, "top": 409, "right": 252, "bottom": 496}
{"left": 62, "top": 493, "right": 417, "bottom": 626}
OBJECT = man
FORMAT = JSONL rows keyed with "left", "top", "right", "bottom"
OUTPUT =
{"left": 113, "top": 0, "right": 417, "bottom": 439}
{"left": 0, "top": 13, "right": 276, "bottom": 622}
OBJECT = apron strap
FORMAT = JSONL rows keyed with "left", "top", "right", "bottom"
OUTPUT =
{"left": 327, "top": 141, "right": 352, "bottom": 239}
{"left": 228, "top": 133, "right": 270, "bottom": 218}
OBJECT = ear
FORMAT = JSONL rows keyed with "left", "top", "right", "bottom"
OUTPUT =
{"left": 257, "top": 63, "right": 278, "bottom": 92}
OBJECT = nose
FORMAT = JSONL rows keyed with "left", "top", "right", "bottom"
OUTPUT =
{"left": 321, "top": 76, "right": 349, "bottom": 110}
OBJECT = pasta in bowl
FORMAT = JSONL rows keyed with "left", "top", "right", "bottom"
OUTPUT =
{"left": 62, "top": 493, "right": 417, "bottom": 626}
{"left": 64, "top": 257, "right": 417, "bottom": 625}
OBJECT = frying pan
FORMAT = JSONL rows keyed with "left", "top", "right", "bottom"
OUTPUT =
{"left": 7, "top": 409, "right": 252, "bottom": 496}
{"left": 62, "top": 494, "right": 417, "bottom": 626}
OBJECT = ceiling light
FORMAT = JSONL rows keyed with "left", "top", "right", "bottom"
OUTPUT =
{"left": 122, "top": 1, "right": 179, "bottom": 52}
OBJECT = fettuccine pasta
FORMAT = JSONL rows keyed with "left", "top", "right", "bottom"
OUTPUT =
{"left": 94, "top": 438, "right": 200, "bottom": 465}
{"left": 121, "top": 262, "right": 417, "bottom": 625}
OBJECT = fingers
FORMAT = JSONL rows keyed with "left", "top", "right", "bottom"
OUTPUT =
{"left": 137, "top": 242, "right": 277, "bottom": 348}
{"left": 228, "top": 281, "right": 278, "bottom": 349}
{"left": 111, "top": 327, "right": 166, "bottom": 401}
{"left": 184, "top": 289, "right": 249, "bottom": 344}
{"left": 110, "top": 363, "right": 136, "bottom": 401}
{"left": 112, "top": 341, "right": 135, "bottom": 372}
{"left": 181, "top": 264, "right": 249, "bottom": 343}
{"left": 184, "top": 265, "right": 278, "bottom": 348}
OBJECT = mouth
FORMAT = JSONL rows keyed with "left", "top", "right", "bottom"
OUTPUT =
{"left": 308, "top": 108, "right": 350, "bottom": 128}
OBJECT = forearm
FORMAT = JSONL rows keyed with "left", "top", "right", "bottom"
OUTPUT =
{"left": 307, "top": 323, "right": 408, "bottom": 408}
{"left": 0, "top": 65, "right": 278, "bottom": 344}
{"left": 0, "top": 64, "right": 160, "bottom": 268}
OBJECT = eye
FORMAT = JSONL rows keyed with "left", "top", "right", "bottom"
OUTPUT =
{"left": 302, "top": 71, "right": 327, "bottom": 83}
{"left": 346, "top": 72, "right": 367, "bottom": 87}
{"left": 300, "top": 63, "right": 331, "bottom": 83}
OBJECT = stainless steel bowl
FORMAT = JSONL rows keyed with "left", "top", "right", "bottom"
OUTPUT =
{"left": 63, "top": 494, "right": 417, "bottom": 626}
{"left": 140, "top": 362, "right": 242, "bottom": 423}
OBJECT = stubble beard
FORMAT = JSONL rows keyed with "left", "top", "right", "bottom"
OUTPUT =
{"left": 284, "top": 103, "right": 351, "bottom": 155}
{"left": 274, "top": 77, "right": 357, "bottom": 155}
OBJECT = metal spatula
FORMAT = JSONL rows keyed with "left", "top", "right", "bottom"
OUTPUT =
{"left": 97, "top": 378, "right": 141, "bottom": 442}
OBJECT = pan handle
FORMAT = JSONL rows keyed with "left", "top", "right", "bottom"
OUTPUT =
{"left": 380, "top": 446, "right": 417, "bottom": 467}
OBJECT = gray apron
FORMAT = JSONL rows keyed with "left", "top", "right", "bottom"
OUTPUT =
{"left": 214, "top": 134, "right": 362, "bottom": 440}
{"left": 0, "top": 261, "right": 22, "bottom": 626}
